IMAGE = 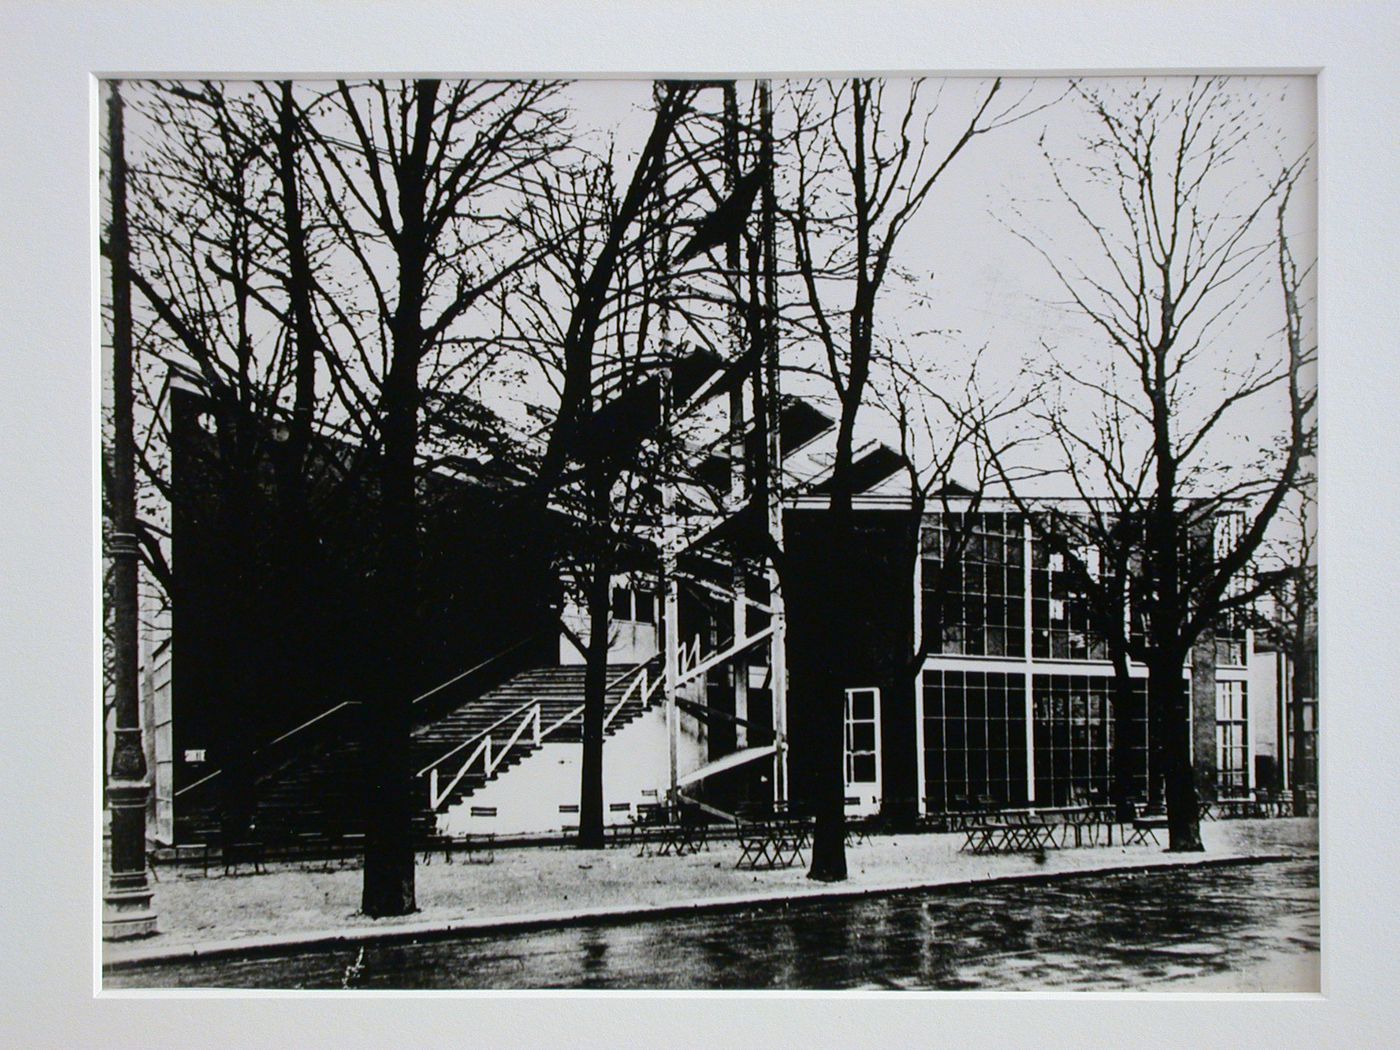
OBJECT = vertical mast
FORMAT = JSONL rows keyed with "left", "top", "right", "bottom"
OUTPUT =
{"left": 758, "top": 80, "right": 789, "bottom": 803}
{"left": 723, "top": 83, "right": 749, "bottom": 753}
{"left": 656, "top": 83, "right": 680, "bottom": 799}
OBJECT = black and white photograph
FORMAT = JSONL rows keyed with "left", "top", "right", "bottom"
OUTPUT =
{"left": 10, "top": 1, "right": 1400, "bottom": 1044}
{"left": 95, "top": 69, "right": 1322, "bottom": 992}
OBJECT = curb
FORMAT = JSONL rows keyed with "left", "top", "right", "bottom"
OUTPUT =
{"left": 102, "top": 850, "right": 1313, "bottom": 973}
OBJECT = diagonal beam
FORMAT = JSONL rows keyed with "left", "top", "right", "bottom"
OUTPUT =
{"left": 676, "top": 623, "right": 776, "bottom": 687}
{"left": 674, "top": 791, "right": 738, "bottom": 824}
{"left": 676, "top": 744, "right": 778, "bottom": 788}
{"left": 676, "top": 696, "right": 776, "bottom": 741}
{"left": 677, "top": 572, "right": 775, "bottom": 614}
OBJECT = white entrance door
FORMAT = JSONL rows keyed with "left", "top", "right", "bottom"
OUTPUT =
{"left": 844, "top": 687, "right": 882, "bottom": 817}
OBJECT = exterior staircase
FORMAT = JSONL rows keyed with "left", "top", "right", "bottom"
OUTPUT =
{"left": 412, "top": 662, "right": 661, "bottom": 816}
{"left": 171, "top": 659, "right": 662, "bottom": 847}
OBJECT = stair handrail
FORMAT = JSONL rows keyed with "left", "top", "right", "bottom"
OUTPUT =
{"left": 642, "top": 671, "right": 665, "bottom": 705}
{"left": 539, "top": 701, "right": 585, "bottom": 740}
{"left": 540, "top": 661, "right": 653, "bottom": 740}
{"left": 423, "top": 660, "right": 660, "bottom": 810}
{"left": 678, "top": 635, "right": 702, "bottom": 676}
{"left": 428, "top": 701, "right": 544, "bottom": 810}
{"left": 174, "top": 633, "right": 544, "bottom": 801}
{"left": 410, "top": 633, "right": 544, "bottom": 710}
{"left": 174, "top": 700, "right": 363, "bottom": 799}
{"left": 603, "top": 669, "right": 646, "bottom": 731}
{"left": 676, "top": 624, "right": 776, "bottom": 689}
{"left": 428, "top": 700, "right": 548, "bottom": 812}
{"left": 428, "top": 733, "right": 492, "bottom": 810}
{"left": 415, "top": 696, "right": 537, "bottom": 780}
{"left": 487, "top": 704, "right": 538, "bottom": 777}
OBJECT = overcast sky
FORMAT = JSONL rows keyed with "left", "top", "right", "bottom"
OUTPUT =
{"left": 522, "top": 75, "right": 1317, "bottom": 497}
{"left": 119, "top": 75, "right": 1317, "bottom": 506}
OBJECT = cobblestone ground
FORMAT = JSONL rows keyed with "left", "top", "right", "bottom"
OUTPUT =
{"left": 104, "top": 817, "right": 1317, "bottom": 972}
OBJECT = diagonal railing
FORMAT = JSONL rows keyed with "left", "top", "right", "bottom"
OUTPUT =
{"left": 604, "top": 665, "right": 664, "bottom": 731}
{"left": 418, "top": 660, "right": 661, "bottom": 812}
{"left": 675, "top": 624, "right": 776, "bottom": 689}
{"left": 173, "top": 633, "right": 543, "bottom": 803}
{"left": 424, "top": 700, "right": 542, "bottom": 810}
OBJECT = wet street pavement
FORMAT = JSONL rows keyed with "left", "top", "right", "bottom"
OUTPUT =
{"left": 106, "top": 858, "right": 1319, "bottom": 991}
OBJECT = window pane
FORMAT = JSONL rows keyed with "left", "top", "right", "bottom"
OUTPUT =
{"left": 852, "top": 723, "right": 876, "bottom": 753}
{"left": 610, "top": 586, "right": 630, "bottom": 621}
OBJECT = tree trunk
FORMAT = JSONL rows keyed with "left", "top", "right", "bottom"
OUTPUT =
{"left": 359, "top": 84, "right": 437, "bottom": 916}
{"left": 274, "top": 81, "right": 319, "bottom": 476}
{"left": 361, "top": 338, "right": 421, "bottom": 918}
{"left": 577, "top": 539, "right": 612, "bottom": 849}
{"left": 806, "top": 658, "right": 849, "bottom": 881}
{"left": 1151, "top": 654, "right": 1204, "bottom": 852}
{"left": 216, "top": 465, "right": 262, "bottom": 849}
{"left": 1108, "top": 650, "right": 1140, "bottom": 821}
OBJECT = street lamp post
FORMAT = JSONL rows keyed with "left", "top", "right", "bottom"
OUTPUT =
{"left": 103, "top": 79, "right": 157, "bottom": 940}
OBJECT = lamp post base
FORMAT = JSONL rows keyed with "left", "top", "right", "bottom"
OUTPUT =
{"left": 103, "top": 778, "right": 157, "bottom": 940}
{"left": 102, "top": 886, "right": 158, "bottom": 940}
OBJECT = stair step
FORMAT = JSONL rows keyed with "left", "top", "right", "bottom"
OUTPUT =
{"left": 176, "top": 661, "right": 659, "bottom": 844}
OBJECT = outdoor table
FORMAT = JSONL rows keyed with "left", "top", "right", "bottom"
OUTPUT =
{"left": 168, "top": 842, "right": 213, "bottom": 877}
{"left": 632, "top": 803, "right": 671, "bottom": 855}
{"left": 1059, "top": 804, "right": 1119, "bottom": 847}
{"left": 959, "top": 810, "right": 1056, "bottom": 854}
{"left": 636, "top": 803, "right": 709, "bottom": 857}
{"left": 1030, "top": 806, "right": 1094, "bottom": 848}
{"left": 735, "top": 818, "right": 773, "bottom": 868}
{"left": 1001, "top": 809, "right": 1061, "bottom": 850}
{"left": 959, "top": 823, "right": 1002, "bottom": 854}
{"left": 958, "top": 805, "right": 1129, "bottom": 854}
{"left": 662, "top": 807, "right": 710, "bottom": 856}
{"left": 734, "top": 811, "right": 811, "bottom": 869}
{"left": 654, "top": 820, "right": 690, "bottom": 856}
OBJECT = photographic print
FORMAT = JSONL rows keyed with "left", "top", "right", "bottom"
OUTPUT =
{"left": 98, "top": 74, "right": 1318, "bottom": 991}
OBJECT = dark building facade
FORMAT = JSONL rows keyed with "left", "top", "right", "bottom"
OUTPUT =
{"left": 146, "top": 380, "right": 1263, "bottom": 841}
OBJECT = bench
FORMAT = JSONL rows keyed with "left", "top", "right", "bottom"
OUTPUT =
{"left": 606, "top": 802, "right": 633, "bottom": 845}
{"left": 631, "top": 802, "right": 671, "bottom": 855}
{"left": 222, "top": 839, "right": 266, "bottom": 875}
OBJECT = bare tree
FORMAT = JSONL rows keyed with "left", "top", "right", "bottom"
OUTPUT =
{"left": 501, "top": 81, "right": 704, "bottom": 847}
{"left": 985, "top": 78, "right": 1316, "bottom": 850}
{"left": 296, "top": 78, "right": 567, "bottom": 916}
{"left": 783, "top": 76, "right": 1033, "bottom": 880}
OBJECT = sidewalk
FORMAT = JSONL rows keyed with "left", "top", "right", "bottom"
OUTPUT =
{"left": 103, "top": 817, "right": 1318, "bottom": 968}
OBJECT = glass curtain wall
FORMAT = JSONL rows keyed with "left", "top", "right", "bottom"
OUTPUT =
{"left": 921, "top": 669, "right": 1028, "bottom": 811}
